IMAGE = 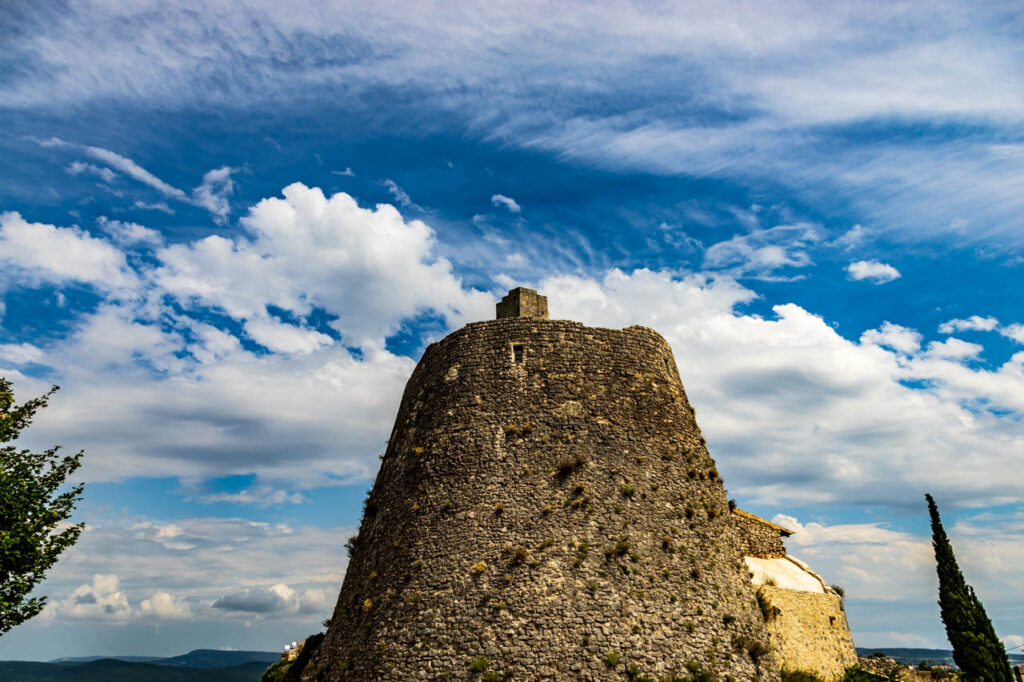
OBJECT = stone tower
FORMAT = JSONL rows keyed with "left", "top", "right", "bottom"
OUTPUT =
{"left": 307, "top": 289, "right": 778, "bottom": 681}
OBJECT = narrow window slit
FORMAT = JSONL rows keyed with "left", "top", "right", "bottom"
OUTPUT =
{"left": 512, "top": 344, "right": 524, "bottom": 363}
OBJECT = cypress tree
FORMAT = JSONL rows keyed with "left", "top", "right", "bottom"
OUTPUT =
{"left": 926, "top": 493, "right": 1012, "bottom": 682}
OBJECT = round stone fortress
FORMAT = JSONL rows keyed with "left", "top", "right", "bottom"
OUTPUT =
{"left": 307, "top": 288, "right": 783, "bottom": 680}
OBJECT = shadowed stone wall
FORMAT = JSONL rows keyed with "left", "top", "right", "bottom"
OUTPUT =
{"left": 496, "top": 287, "right": 549, "bottom": 320}
{"left": 733, "top": 510, "right": 788, "bottom": 559}
{"left": 307, "top": 317, "right": 778, "bottom": 681}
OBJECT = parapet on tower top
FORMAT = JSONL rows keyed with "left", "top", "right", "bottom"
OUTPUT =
{"left": 496, "top": 287, "right": 549, "bottom": 320}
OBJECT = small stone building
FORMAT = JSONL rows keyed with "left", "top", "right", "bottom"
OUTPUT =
{"left": 734, "top": 508, "right": 858, "bottom": 679}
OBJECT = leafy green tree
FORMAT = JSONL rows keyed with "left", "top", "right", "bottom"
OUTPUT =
{"left": 926, "top": 493, "right": 1012, "bottom": 682}
{"left": 1, "top": 378, "right": 84, "bottom": 635}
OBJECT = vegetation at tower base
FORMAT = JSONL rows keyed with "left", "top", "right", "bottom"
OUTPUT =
{"left": 307, "top": 307, "right": 780, "bottom": 681}
{"left": 925, "top": 494, "right": 1012, "bottom": 682}
{"left": 0, "top": 378, "right": 84, "bottom": 636}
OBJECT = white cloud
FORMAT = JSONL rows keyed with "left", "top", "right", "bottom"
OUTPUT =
{"left": 5, "top": 195, "right": 1023, "bottom": 507}
{"left": 0, "top": 187, "right": 492, "bottom": 484}
{"left": 761, "top": 511, "right": 1024, "bottom": 647}
{"left": 541, "top": 268, "right": 1024, "bottom": 508}
{"left": 11, "top": 2, "right": 1024, "bottom": 251}
{"left": 703, "top": 223, "right": 819, "bottom": 279}
{"left": 97, "top": 217, "right": 163, "bottom": 247}
{"left": 191, "top": 166, "right": 235, "bottom": 224}
{"left": 831, "top": 224, "right": 868, "bottom": 251}
{"left": 938, "top": 315, "right": 1000, "bottom": 334}
{"left": 925, "top": 337, "right": 983, "bottom": 361}
{"left": 0, "top": 211, "right": 137, "bottom": 291}
{"left": 80, "top": 143, "right": 188, "bottom": 201}
{"left": 54, "top": 574, "right": 133, "bottom": 622}
{"left": 382, "top": 179, "right": 416, "bottom": 209}
{"left": 139, "top": 591, "right": 192, "bottom": 620}
{"left": 0, "top": 343, "right": 44, "bottom": 365}
{"left": 1004, "top": 634, "right": 1024, "bottom": 651}
{"left": 34, "top": 516, "right": 348, "bottom": 626}
{"left": 243, "top": 316, "right": 334, "bottom": 355}
{"left": 846, "top": 259, "right": 901, "bottom": 283}
{"left": 66, "top": 161, "right": 117, "bottom": 183}
{"left": 332, "top": 167, "right": 355, "bottom": 177}
{"left": 154, "top": 182, "right": 491, "bottom": 348}
{"left": 491, "top": 194, "right": 521, "bottom": 213}
{"left": 37, "top": 138, "right": 238, "bottom": 221}
{"left": 999, "top": 323, "right": 1024, "bottom": 345}
{"left": 859, "top": 322, "right": 921, "bottom": 355}
{"left": 198, "top": 486, "right": 306, "bottom": 507}
{"left": 133, "top": 200, "right": 174, "bottom": 214}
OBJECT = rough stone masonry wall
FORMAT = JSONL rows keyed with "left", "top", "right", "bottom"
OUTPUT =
{"left": 307, "top": 319, "right": 778, "bottom": 681}
{"left": 732, "top": 511, "right": 787, "bottom": 559}
{"left": 760, "top": 586, "right": 858, "bottom": 680}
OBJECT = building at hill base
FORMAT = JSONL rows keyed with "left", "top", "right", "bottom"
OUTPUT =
{"left": 304, "top": 288, "right": 857, "bottom": 681}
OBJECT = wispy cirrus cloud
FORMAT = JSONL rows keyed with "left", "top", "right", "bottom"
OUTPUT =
{"left": 35, "top": 137, "right": 235, "bottom": 222}
{"left": 7, "top": 1, "right": 1024, "bottom": 250}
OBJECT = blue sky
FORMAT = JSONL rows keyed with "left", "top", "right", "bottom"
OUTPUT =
{"left": 1, "top": 0, "right": 1023, "bottom": 660}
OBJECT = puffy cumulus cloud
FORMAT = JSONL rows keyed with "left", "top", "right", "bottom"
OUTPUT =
{"left": 139, "top": 591, "right": 192, "bottom": 620}
{"left": 924, "top": 337, "right": 983, "bottom": 361}
{"left": 846, "top": 259, "right": 901, "bottom": 283}
{"left": 935, "top": 316, "right": 1024, "bottom": 347}
{"left": 213, "top": 585, "right": 291, "bottom": 614}
{"left": 51, "top": 574, "right": 133, "bottom": 622}
{"left": 0, "top": 212, "right": 137, "bottom": 292}
{"left": 491, "top": 194, "right": 521, "bottom": 213}
{"left": 765, "top": 512, "right": 1024, "bottom": 647}
{"left": 771, "top": 509, "right": 1024, "bottom": 647}
{"left": 5, "top": 196, "right": 1022, "bottom": 508}
{"left": 210, "top": 582, "right": 327, "bottom": 616}
{"left": 154, "top": 183, "right": 492, "bottom": 348}
{"left": 772, "top": 514, "right": 935, "bottom": 604}
{"left": 540, "top": 269, "right": 1024, "bottom": 508}
{"left": 939, "top": 315, "right": 1000, "bottom": 334}
{"left": 0, "top": 185, "right": 498, "bottom": 484}
{"left": 859, "top": 322, "right": 921, "bottom": 356}
{"left": 242, "top": 316, "right": 334, "bottom": 355}
{"left": 0, "top": 343, "right": 44, "bottom": 365}
{"left": 22, "top": 329, "right": 414, "bottom": 483}
{"left": 34, "top": 516, "right": 347, "bottom": 626}
{"left": 1002, "top": 324, "right": 1024, "bottom": 344}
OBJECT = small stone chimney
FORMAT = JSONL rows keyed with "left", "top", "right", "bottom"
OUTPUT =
{"left": 496, "top": 287, "right": 549, "bottom": 320}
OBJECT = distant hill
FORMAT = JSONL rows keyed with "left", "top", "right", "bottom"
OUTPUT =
{"left": 857, "top": 647, "right": 1024, "bottom": 667}
{"left": 47, "top": 649, "right": 277, "bottom": 668}
{"left": 47, "top": 655, "right": 162, "bottom": 664}
{"left": 0, "top": 651, "right": 278, "bottom": 681}
{"left": 153, "top": 649, "right": 279, "bottom": 669}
